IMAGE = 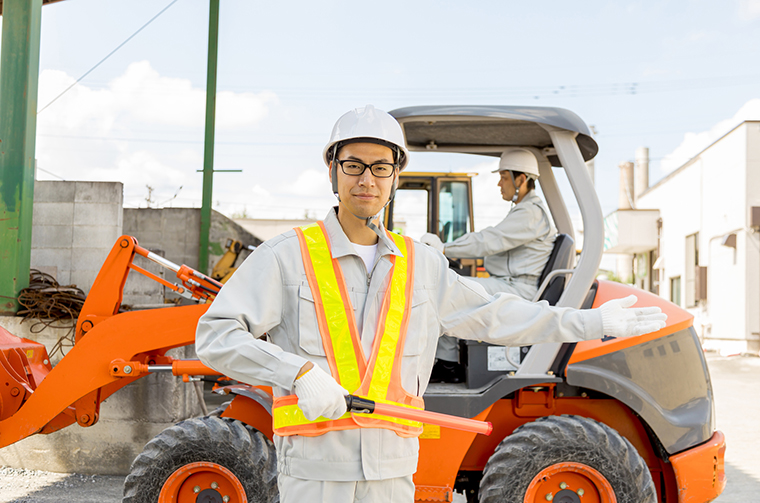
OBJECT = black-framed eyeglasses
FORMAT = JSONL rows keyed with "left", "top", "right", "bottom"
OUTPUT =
{"left": 336, "top": 159, "right": 397, "bottom": 178}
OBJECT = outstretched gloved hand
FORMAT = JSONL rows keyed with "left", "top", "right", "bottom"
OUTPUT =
{"left": 420, "top": 233, "right": 445, "bottom": 253}
{"left": 294, "top": 364, "right": 349, "bottom": 421}
{"left": 598, "top": 295, "right": 667, "bottom": 338}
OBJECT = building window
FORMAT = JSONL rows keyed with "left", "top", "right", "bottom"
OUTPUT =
{"left": 670, "top": 276, "right": 681, "bottom": 306}
{"left": 649, "top": 250, "right": 659, "bottom": 295}
{"left": 684, "top": 233, "right": 699, "bottom": 307}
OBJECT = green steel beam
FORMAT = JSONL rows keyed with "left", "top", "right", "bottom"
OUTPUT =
{"left": 0, "top": 0, "right": 43, "bottom": 314}
{"left": 199, "top": 0, "right": 220, "bottom": 274}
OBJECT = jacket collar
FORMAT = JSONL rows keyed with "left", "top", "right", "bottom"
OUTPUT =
{"left": 323, "top": 207, "right": 403, "bottom": 260}
{"left": 516, "top": 189, "right": 540, "bottom": 207}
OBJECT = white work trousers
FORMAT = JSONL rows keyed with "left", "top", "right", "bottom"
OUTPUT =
{"left": 278, "top": 473, "right": 415, "bottom": 503}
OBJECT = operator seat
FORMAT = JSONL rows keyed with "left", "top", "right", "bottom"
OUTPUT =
{"left": 459, "top": 233, "right": 578, "bottom": 389}
{"left": 535, "top": 233, "right": 575, "bottom": 306}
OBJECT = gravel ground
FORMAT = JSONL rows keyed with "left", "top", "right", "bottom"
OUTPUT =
{"left": 0, "top": 467, "right": 123, "bottom": 502}
{"left": 0, "top": 353, "right": 757, "bottom": 502}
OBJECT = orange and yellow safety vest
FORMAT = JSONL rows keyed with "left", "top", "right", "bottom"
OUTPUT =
{"left": 272, "top": 221, "right": 424, "bottom": 437}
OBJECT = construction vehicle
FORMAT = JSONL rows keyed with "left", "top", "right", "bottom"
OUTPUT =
{"left": 0, "top": 105, "right": 725, "bottom": 503}
{"left": 211, "top": 239, "right": 257, "bottom": 284}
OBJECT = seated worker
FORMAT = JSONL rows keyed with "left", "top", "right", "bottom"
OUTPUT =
{"left": 421, "top": 148, "right": 556, "bottom": 382}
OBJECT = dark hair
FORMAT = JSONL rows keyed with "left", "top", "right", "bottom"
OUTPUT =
{"left": 510, "top": 171, "right": 535, "bottom": 191}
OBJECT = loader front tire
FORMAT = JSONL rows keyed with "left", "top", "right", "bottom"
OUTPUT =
{"left": 479, "top": 415, "right": 655, "bottom": 503}
{"left": 123, "top": 415, "right": 278, "bottom": 503}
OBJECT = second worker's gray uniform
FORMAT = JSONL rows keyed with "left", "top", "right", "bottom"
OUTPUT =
{"left": 196, "top": 208, "right": 599, "bottom": 503}
{"left": 437, "top": 190, "right": 557, "bottom": 361}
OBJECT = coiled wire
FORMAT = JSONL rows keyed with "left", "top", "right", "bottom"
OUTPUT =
{"left": 17, "top": 270, "right": 86, "bottom": 358}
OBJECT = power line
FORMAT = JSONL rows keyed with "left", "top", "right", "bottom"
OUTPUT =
{"left": 36, "top": 167, "right": 66, "bottom": 180}
{"left": 42, "top": 72, "right": 760, "bottom": 103}
{"left": 37, "top": 0, "right": 180, "bottom": 114}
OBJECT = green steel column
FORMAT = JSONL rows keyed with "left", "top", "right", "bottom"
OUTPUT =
{"left": 0, "top": 0, "right": 43, "bottom": 314}
{"left": 199, "top": 0, "right": 220, "bottom": 274}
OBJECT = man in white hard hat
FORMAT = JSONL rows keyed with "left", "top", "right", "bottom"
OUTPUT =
{"left": 196, "top": 105, "right": 667, "bottom": 503}
{"left": 421, "top": 148, "right": 556, "bottom": 382}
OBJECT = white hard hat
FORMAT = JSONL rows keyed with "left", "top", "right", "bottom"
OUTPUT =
{"left": 323, "top": 105, "right": 409, "bottom": 171}
{"left": 492, "top": 148, "right": 540, "bottom": 178}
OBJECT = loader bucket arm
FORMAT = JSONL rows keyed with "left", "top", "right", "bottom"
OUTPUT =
{"left": 0, "top": 303, "right": 209, "bottom": 448}
{"left": 75, "top": 236, "right": 220, "bottom": 343}
{"left": 0, "top": 235, "right": 223, "bottom": 448}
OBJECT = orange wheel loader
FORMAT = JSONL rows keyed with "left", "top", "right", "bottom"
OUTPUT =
{"left": 0, "top": 105, "right": 725, "bottom": 503}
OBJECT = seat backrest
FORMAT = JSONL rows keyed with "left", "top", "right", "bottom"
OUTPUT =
{"left": 537, "top": 233, "right": 575, "bottom": 305}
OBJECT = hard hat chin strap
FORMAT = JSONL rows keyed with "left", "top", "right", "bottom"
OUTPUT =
{"left": 331, "top": 143, "right": 341, "bottom": 200}
{"left": 507, "top": 171, "right": 519, "bottom": 204}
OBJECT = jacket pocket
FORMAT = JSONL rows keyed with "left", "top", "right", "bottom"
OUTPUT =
{"left": 298, "top": 284, "right": 326, "bottom": 356}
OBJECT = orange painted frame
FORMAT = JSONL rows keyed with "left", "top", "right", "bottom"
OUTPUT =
{"left": 0, "top": 236, "right": 211, "bottom": 447}
{"left": 435, "top": 396, "right": 681, "bottom": 502}
{"left": 669, "top": 431, "right": 726, "bottom": 503}
{"left": 570, "top": 280, "right": 693, "bottom": 365}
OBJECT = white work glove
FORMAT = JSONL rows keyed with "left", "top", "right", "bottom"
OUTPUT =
{"left": 294, "top": 364, "right": 349, "bottom": 421}
{"left": 420, "top": 233, "right": 445, "bottom": 253}
{"left": 598, "top": 295, "right": 668, "bottom": 338}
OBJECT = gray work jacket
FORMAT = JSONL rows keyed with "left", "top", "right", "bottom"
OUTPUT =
{"left": 195, "top": 207, "right": 601, "bottom": 482}
{"left": 444, "top": 191, "right": 556, "bottom": 295}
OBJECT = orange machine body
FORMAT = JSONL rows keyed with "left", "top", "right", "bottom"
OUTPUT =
{"left": 0, "top": 236, "right": 214, "bottom": 446}
{"left": 0, "top": 239, "right": 725, "bottom": 503}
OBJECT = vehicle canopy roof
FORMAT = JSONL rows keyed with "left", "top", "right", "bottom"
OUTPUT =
{"left": 389, "top": 105, "right": 598, "bottom": 166}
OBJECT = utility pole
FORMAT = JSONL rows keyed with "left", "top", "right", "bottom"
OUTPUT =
{"left": 0, "top": 0, "right": 43, "bottom": 313}
{"left": 199, "top": 0, "right": 220, "bottom": 274}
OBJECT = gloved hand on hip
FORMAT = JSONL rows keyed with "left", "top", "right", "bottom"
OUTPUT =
{"left": 420, "top": 233, "right": 445, "bottom": 253}
{"left": 598, "top": 295, "right": 667, "bottom": 338}
{"left": 294, "top": 364, "right": 349, "bottom": 421}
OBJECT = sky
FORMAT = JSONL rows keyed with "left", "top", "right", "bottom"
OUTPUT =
{"left": 6, "top": 0, "right": 760, "bottom": 236}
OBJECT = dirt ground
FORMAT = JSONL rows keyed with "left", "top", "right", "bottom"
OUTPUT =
{"left": 0, "top": 353, "right": 757, "bottom": 502}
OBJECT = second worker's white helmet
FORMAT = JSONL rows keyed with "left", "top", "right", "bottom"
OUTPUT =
{"left": 492, "top": 148, "right": 540, "bottom": 179}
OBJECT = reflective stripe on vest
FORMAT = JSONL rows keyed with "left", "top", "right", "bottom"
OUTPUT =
{"left": 272, "top": 222, "right": 423, "bottom": 437}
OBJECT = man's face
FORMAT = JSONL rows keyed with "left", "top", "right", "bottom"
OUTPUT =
{"left": 497, "top": 171, "right": 517, "bottom": 201}
{"left": 332, "top": 142, "right": 397, "bottom": 218}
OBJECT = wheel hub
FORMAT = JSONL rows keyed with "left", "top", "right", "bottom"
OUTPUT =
{"left": 157, "top": 461, "right": 246, "bottom": 503}
{"left": 524, "top": 462, "right": 617, "bottom": 503}
{"left": 553, "top": 489, "right": 582, "bottom": 503}
{"left": 197, "top": 488, "right": 225, "bottom": 503}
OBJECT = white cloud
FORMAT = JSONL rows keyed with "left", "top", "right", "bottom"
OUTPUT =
{"left": 37, "top": 69, "right": 117, "bottom": 132}
{"left": 287, "top": 168, "right": 332, "bottom": 197}
{"left": 109, "top": 61, "right": 277, "bottom": 128}
{"left": 250, "top": 184, "right": 272, "bottom": 199}
{"left": 660, "top": 98, "right": 760, "bottom": 174}
{"left": 108, "top": 150, "right": 187, "bottom": 188}
{"left": 34, "top": 62, "right": 280, "bottom": 212}
{"left": 37, "top": 61, "right": 278, "bottom": 132}
{"left": 738, "top": 0, "right": 760, "bottom": 20}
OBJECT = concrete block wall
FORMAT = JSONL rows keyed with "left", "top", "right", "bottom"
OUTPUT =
{"left": 123, "top": 208, "right": 201, "bottom": 270}
{"left": 31, "top": 181, "right": 123, "bottom": 293}
{"left": 123, "top": 208, "right": 262, "bottom": 278}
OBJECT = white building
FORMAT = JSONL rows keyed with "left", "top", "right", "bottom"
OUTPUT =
{"left": 605, "top": 121, "right": 760, "bottom": 355}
